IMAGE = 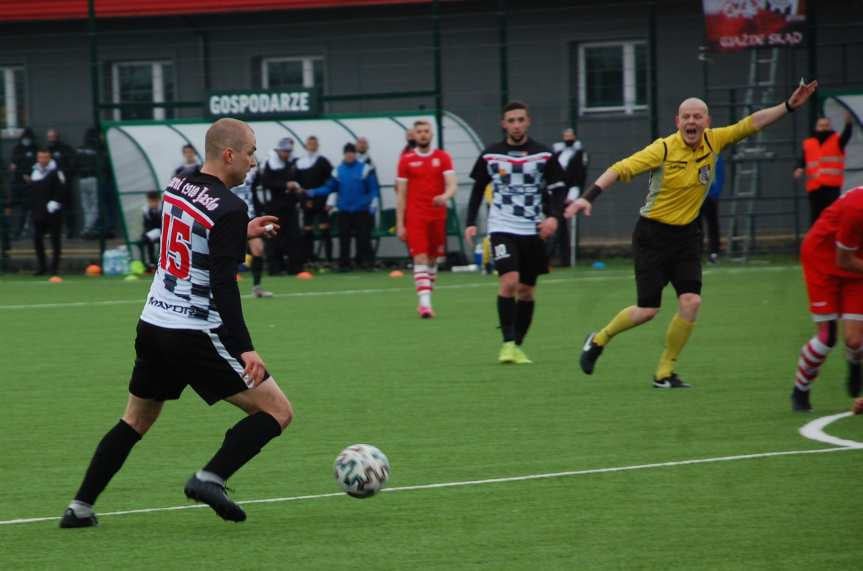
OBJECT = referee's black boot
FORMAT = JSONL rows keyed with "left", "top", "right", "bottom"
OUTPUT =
{"left": 848, "top": 362, "right": 862, "bottom": 398}
{"left": 653, "top": 373, "right": 692, "bottom": 389}
{"left": 59, "top": 508, "right": 98, "bottom": 528}
{"left": 184, "top": 474, "right": 246, "bottom": 522}
{"left": 579, "top": 333, "right": 604, "bottom": 375}
{"left": 790, "top": 386, "right": 812, "bottom": 412}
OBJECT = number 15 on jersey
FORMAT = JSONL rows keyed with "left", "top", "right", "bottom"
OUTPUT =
{"left": 159, "top": 213, "right": 192, "bottom": 279}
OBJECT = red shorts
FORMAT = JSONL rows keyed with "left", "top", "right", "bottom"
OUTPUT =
{"left": 801, "top": 246, "right": 863, "bottom": 322}
{"left": 406, "top": 218, "right": 446, "bottom": 258}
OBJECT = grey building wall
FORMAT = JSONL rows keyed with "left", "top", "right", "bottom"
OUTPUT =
{"left": 1, "top": 0, "right": 861, "bottom": 243}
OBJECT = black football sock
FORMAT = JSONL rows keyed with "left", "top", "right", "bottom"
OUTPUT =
{"left": 203, "top": 412, "right": 282, "bottom": 481}
{"left": 514, "top": 300, "right": 535, "bottom": 345}
{"left": 497, "top": 295, "right": 516, "bottom": 342}
{"left": 251, "top": 256, "right": 263, "bottom": 287}
{"left": 73, "top": 420, "right": 142, "bottom": 506}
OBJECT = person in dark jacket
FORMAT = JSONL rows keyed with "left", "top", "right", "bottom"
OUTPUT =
{"left": 30, "top": 149, "right": 67, "bottom": 276}
{"left": 47, "top": 129, "right": 78, "bottom": 238}
{"left": 7, "top": 128, "right": 38, "bottom": 239}
{"left": 76, "top": 128, "right": 101, "bottom": 238}
{"left": 306, "top": 143, "right": 380, "bottom": 271}
{"left": 140, "top": 191, "right": 162, "bottom": 271}
{"left": 551, "top": 128, "right": 588, "bottom": 266}
{"left": 701, "top": 153, "right": 725, "bottom": 263}
{"left": 174, "top": 144, "right": 202, "bottom": 177}
{"left": 260, "top": 137, "right": 303, "bottom": 274}
{"left": 46, "top": 129, "right": 76, "bottom": 175}
{"left": 295, "top": 135, "right": 334, "bottom": 265}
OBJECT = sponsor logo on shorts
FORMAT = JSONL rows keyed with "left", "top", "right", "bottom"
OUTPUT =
{"left": 494, "top": 243, "right": 510, "bottom": 260}
{"left": 811, "top": 301, "right": 828, "bottom": 307}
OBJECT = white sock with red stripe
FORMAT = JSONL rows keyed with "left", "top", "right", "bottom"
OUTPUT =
{"left": 414, "top": 264, "right": 432, "bottom": 308}
{"left": 795, "top": 335, "right": 834, "bottom": 391}
{"left": 428, "top": 264, "right": 438, "bottom": 290}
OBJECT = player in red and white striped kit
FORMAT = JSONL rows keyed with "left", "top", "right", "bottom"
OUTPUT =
{"left": 792, "top": 186, "right": 863, "bottom": 412}
{"left": 396, "top": 120, "right": 457, "bottom": 318}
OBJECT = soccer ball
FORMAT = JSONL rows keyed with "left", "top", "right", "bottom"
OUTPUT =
{"left": 334, "top": 444, "right": 390, "bottom": 498}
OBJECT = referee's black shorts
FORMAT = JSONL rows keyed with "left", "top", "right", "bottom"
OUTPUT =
{"left": 129, "top": 320, "right": 266, "bottom": 405}
{"left": 490, "top": 232, "right": 549, "bottom": 287}
{"left": 632, "top": 216, "right": 702, "bottom": 308}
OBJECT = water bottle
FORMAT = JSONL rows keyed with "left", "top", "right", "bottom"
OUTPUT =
{"left": 474, "top": 242, "right": 483, "bottom": 267}
{"left": 103, "top": 247, "right": 130, "bottom": 276}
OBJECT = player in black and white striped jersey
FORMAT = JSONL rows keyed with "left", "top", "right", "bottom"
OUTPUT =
{"left": 465, "top": 101, "right": 566, "bottom": 365}
{"left": 231, "top": 164, "right": 272, "bottom": 298}
{"left": 60, "top": 118, "right": 293, "bottom": 528}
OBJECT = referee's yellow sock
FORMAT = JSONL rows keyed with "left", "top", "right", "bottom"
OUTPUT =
{"left": 594, "top": 306, "right": 638, "bottom": 346}
{"left": 655, "top": 313, "right": 694, "bottom": 379}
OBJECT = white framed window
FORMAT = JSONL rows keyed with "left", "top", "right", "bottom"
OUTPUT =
{"left": 578, "top": 41, "right": 647, "bottom": 114}
{"left": 111, "top": 61, "right": 175, "bottom": 121}
{"left": 0, "top": 66, "right": 26, "bottom": 133}
{"left": 262, "top": 56, "right": 324, "bottom": 90}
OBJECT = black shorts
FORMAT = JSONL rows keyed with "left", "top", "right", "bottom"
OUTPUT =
{"left": 490, "top": 232, "right": 549, "bottom": 287}
{"left": 632, "top": 217, "right": 702, "bottom": 308}
{"left": 129, "top": 320, "right": 265, "bottom": 405}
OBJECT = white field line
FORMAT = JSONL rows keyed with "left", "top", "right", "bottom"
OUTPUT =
{"left": 798, "top": 412, "right": 863, "bottom": 448}
{"left": 0, "top": 265, "right": 797, "bottom": 311}
{"left": 1, "top": 443, "right": 857, "bottom": 527}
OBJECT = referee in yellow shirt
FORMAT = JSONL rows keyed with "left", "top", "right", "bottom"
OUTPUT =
{"left": 566, "top": 81, "right": 818, "bottom": 388}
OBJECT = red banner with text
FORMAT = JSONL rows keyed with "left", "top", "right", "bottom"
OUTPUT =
{"left": 703, "top": 0, "right": 807, "bottom": 52}
{"left": 0, "top": 0, "right": 434, "bottom": 22}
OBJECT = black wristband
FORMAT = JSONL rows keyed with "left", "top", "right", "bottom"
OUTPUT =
{"left": 582, "top": 184, "right": 604, "bottom": 203}
{"left": 785, "top": 99, "right": 795, "bottom": 113}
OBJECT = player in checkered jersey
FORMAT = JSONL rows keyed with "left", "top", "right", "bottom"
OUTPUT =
{"left": 465, "top": 101, "right": 566, "bottom": 364}
{"left": 60, "top": 119, "right": 293, "bottom": 528}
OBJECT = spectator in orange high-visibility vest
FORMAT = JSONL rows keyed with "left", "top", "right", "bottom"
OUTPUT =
{"left": 794, "top": 113, "right": 854, "bottom": 225}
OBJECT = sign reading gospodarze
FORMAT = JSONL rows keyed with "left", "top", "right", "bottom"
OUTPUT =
{"left": 703, "top": 0, "right": 807, "bottom": 52}
{"left": 208, "top": 90, "right": 318, "bottom": 118}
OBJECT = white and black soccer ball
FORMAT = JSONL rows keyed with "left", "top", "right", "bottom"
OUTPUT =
{"left": 334, "top": 444, "right": 390, "bottom": 498}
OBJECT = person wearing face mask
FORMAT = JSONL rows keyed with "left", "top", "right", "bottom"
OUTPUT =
{"left": 551, "top": 128, "right": 588, "bottom": 266}
{"left": 567, "top": 81, "right": 818, "bottom": 390}
{"left": 7, "top": 128, "right": 38, "bottom": 239}
{"left": 794, "top": 113, "right": 854, "bottom": 225}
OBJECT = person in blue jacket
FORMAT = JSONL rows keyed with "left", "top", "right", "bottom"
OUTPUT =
{"left": 700, "top": 153, "right": 725, "bottom": 264}
{"left": 306, "top": 142, "right": 380, "bottom": 271}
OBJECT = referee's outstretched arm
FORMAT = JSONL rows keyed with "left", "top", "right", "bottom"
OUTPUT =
{"left": 565, "top": 80, "right": 818, "bottom": 220}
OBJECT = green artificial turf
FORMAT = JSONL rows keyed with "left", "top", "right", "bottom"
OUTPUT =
{"left": 0, "top": 261, "right": 860, "bottom": 570}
